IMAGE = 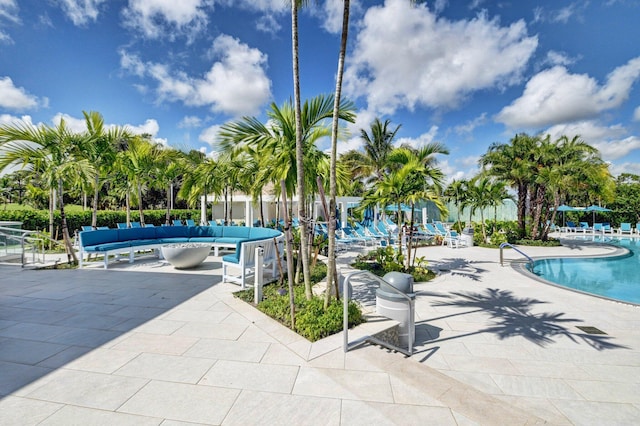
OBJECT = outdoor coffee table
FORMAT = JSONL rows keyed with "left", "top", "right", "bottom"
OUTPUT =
{"left": 161, "top": 243, "right": 211, "bottom": 269}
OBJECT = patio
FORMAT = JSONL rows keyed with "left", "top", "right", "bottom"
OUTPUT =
{"left": 1, "top": 240, "right": 639, "bottom": 424}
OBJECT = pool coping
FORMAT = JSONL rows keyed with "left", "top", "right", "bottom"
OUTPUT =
{"left": 511, "top": 238, "right": 639, "bottom": 307}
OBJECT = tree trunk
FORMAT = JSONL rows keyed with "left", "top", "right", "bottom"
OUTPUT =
{"left": 517, "top": 182, "right": 528, "bottom": 238}
{"left": 281, "top": 180, "right": 296, "bottom": 330}
{"left": 166, "top": 184, "right": 171, "bottom": 225}
{"left": 126, "top": 190, "right": 131, "bottom": 226}
{"left": 92, "top": 175, "right": 100, "bottom": 228}
{"left": 291, "top": 0, "right": 312, "bottom": 300}
{"left": 326, "top": 0, "right": 350, "bottom": 310}
{"left": 49, "top": 188, "right": 54, "bottom": 249}
{"left": 137, "top": 183, "right": 145, "bottom": 226}
{"left": 58, "top": 179, "right": 78, "bottom": 264}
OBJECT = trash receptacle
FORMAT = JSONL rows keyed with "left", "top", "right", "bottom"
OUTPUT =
{"left": 462, "top": 228, "right": 474, "bottom": 247}
{"left": 376, "top": 272, "right": 415, "bottom": 348}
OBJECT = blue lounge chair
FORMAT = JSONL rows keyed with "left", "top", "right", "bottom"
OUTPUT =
{"left": 117, "top": 223, "right": 128, "bottom": 229}
{"left": 186, "top": 219, "right": 196, "bottom": 226}
{"left": 173, "top": 219, "right": 184, "bottom": 226}
{"left": 81, "top": 225, "right": 94, "bottom": 231}
{"left": 618, "top": 223, "right": 632, "bottom": 235}
{"left": 130, "top": 222, "right": 141, "bottom": 228}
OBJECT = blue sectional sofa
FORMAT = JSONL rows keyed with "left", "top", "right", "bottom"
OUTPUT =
{"left": 78, "top": 225, "right": 283, "bottom": 270}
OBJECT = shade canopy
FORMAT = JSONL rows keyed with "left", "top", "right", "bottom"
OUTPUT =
{"left": 555, "top": 204, "right": 583, "bottom": 212}
{"left": 585, "top": 205, "right": 611, "bottom": 212}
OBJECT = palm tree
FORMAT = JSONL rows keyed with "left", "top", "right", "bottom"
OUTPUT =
{"left": 480, "top": 133, "right": 538, "bottom": 238}
{"left": 82, "top": 111, "right": 132, "bottom": 228}
{"left": 218, "top": 94, "right": 355, "bottom": 299}
{"left": 444, "top": 179, "right": 468, "bottom": 230}
{"left": 0, "top": 118, "right": 96, "bottom": 263}
{"left": 118, "top": 136, "right": 159, "bottom": 226}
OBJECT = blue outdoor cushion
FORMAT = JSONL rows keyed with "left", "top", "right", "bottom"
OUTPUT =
{"left": 249, "top": 227, "right": 277, "bottom": 239}
{"left": 214, "top": 237, "right": 245, "bottom": 244}
{"left": 188, "top": 237, "right": 218, "bottom": 243}
{"left": 189, "top": 226, "right": 222, "bottom": 238}
{"left": 222, "top": 253, "right": 240, "bottom": 264}
{"left": 91, "top": 241, "right": 132, "bottom": 252}
{"left": 157, "top": 237, "right": 190, "bottom": 244}
{"left": 118, "top": 227, "right": 156, "bottom": 241}
{"left": 80, "top": 229, "right": 120, "bottom": 247}
{"left": 222, "top": 227, "right": 251, "bottom": 238}
{"left": 155, "top": 226, "right": 190, "bottom": 239}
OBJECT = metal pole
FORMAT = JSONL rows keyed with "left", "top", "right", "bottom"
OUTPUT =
{"left": 254, "top": 246, "right": 264, "bottom": 304}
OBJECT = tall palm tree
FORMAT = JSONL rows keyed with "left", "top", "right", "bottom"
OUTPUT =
{"left": 82, "top": 111, "right": 132, "bottom": 228}
{"left": 444, "top": 179, "right": 467, "bottom": 230}
{"left": 218, "top": 94, "right": 355, "bottom": 300}
{"left": 118, "top": 136, "right": 159, "bottom": 226}
{"left": 480, "top": 133, "right": 538, "bottom": 238}
{"left": 0, "top": 118, "right": 96, "bottom": 263}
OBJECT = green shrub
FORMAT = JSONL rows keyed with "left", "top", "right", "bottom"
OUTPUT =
{"left": 234, "top": 260, "right": 365, "bottom": 342}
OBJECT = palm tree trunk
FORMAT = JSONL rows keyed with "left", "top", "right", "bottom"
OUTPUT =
{"left": 291, "top": 0, "right": 312, "bottom": 300}
{"left": 92, "top": 175, "right": 100, "bottom": 228}
{"left": 58, "top": 179, "right": 78, "bottom": 264}
{"left": 326, "top": 0, "right": 350, "bottom": 309}
{"left": 137, "top": 183, "right": 145, "bottom": 226}
{"left": 166, "top": 184, "right": 171, "bottom": 225}
{"left": 126, "top": 190, "right": 131, "bottom": 226}
{"left": 49, "top": 188, "right": 55, "bottom": 249}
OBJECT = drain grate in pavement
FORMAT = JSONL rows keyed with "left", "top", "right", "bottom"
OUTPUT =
{"left": 576, "top": 326, "right": 607, "bottom": 335}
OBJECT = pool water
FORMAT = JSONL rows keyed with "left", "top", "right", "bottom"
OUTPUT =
{"left": 532, "top": 237, "right": 640, "bottom": 305}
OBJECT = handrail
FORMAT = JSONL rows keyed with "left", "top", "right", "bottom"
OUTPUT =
{"left": 342, "top": 270, "right": 413, "bottom": 356}
{"left": 0, "top": 226, "right": 61, "bottom": 267}
{"left": 499, "top": 242, "right": 534, "bottom": 270}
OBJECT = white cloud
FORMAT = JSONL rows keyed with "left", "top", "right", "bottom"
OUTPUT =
{"left": 634, "top": 106, "right": 640, "bottom": 121}
{"left": 542, "top": 50, "right": 577, "bottom": 67}
{"left": 454, "top": 113, "right": 487, "bottom": 135}
{"left": 609, "top": 161, "right": 640, "bottom": 177}
{"left": 199, "top": 124, "right": 222, "bottom": 147}
{"left": 121, "top": 35, "right": 272, "bottom": 117}
{"left": 57, "top": 0, "right": 106, "bottom": 26}
{"left": 544, "top": 120, "right": 640, "bottom": 161}
{"left": 395, "top": 126, "right": 439, "bottom": 150}
{"left": 344, "top": 0, "right": 538, "bottom": 115}
{"left": 255, "top": 13, "right": 281, "bottom": 35}
{"left": 0, "top": 0, "right": 19, "bottom": 24}
{"left": 0, "top": 114, "right": 33, "bottom": 126}
{"left": 122, "top": 0, "right": 213, "bottom": 42}
{"left": 0, "top": 76, "right": 45, "bottom": 110}
{"left": 497, "top": 57, "right": 640, "bottom": 128}
{"left": 178, "top": 116, "right": 202, "bottom": 128}
{"left": 51, "top": 113, "right": 166, "bottom": 145}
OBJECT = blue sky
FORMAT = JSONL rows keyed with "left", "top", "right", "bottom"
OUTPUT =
{"left": 1, "top": 0, "right": 639, "bottom": 181}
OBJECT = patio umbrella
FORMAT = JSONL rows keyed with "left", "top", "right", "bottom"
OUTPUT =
{"left": 585, "top": 205, "right": 612, "bottom": 224}
{"left": 554, "top": 204, "right": 582, "bottom": 226}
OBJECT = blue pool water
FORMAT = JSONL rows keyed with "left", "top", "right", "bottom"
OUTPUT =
{"left": 532, "top": 237, "right": 640, "bottom": 305}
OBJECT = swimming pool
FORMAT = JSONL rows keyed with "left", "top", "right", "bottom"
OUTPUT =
{"left": 531, "top": 237, "right": 640, "bottom": 305}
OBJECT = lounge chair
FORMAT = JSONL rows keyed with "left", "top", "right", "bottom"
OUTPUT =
{"left": 81, "top": 225, "right": 94, "bottom": 231}
{"left": 579, "top": 222, "right": 590, "bottom": 233}
{"left": 592, "top": 223, "right": 603, "bottom": 234}
{"left": 173, "top": 219, "right": 184, "bottom": 226}
{"left": 603, "top": 223, "right": 615, "bottom": 234}
{"left": 186, "top": 219, "right": 196, "bottom": 226}
{"left": 636, "top": 223, "right": 640, "bottom": 235}
{"left": 618, "top": 223, "right": 632, "bottom": 235}
{"left": 130, "top": 222, "right": 142, "bottom": 228}
{"left": 343, "top": 227, "right": 375, "bottom": 246}
{"left": 117, "top": 223, "right": 128, "bottom": 229}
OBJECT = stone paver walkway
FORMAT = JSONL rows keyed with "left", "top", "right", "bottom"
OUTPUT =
{"left": 0, "top": 238, "right": 638, "bottom": 424}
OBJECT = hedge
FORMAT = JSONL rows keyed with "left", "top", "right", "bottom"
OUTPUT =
{"left": 0, "top": 209, "right": 201, "bottom": 239}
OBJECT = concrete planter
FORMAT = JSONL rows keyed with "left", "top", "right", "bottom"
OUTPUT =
{"left": 161, "top": 243, "right": 211, "bottom": 269}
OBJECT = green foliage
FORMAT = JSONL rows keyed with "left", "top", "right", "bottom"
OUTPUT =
{"left": 0, "top": 208, "right": 200, "bottom": 237}
{"left": 351, "top": 247, "right": 435, "bottom": 282}
{"left": 234, "top": 260, "right": 365, "bottom": 342}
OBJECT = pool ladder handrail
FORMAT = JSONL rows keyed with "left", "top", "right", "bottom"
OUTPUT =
{"left": 499, "top": 242, "right": 534, "bottom": 270}
{"left": 342, "top": 270, "right": 413, "bottom": 356}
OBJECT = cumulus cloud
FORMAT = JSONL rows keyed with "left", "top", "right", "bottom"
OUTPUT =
{"left": 122, "top": 0, "right": 213, "bottom": 42}
{"left": 609, "top": 161, "right": 640, "bottom": 177}
{"left": 396, "top": 126, "right": 440, "bottom": 150}
{"left": 51, "top": 113, "right": 166, "bottom": 145}
{"left": 344, "top": 0, "right": 538, "bottom": 116}
{"left": 57, "top": 0, "right": 106, "bottom": 26}
{"left": 120, "top": 35, "right": 271, "bottom": 117}
{"left": 0, "top": 114, "right": 33, "bottom": 127}
{"left": 178, "top": 116, "right": 203, "bottom": 128}
{"left": 497, "top": 57, "right": 640, "bottom": 128}
{"left": 199, "top": 124, "right": 222, "bottom": 147}
{"left": 454, "top": 113, "right": 487, "bottom": 136}
{"left": 544, "top": 120, "right": 640, "bottom": 161}
{"left": 0, "top": 76, "right": 45, "bottom": 110}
